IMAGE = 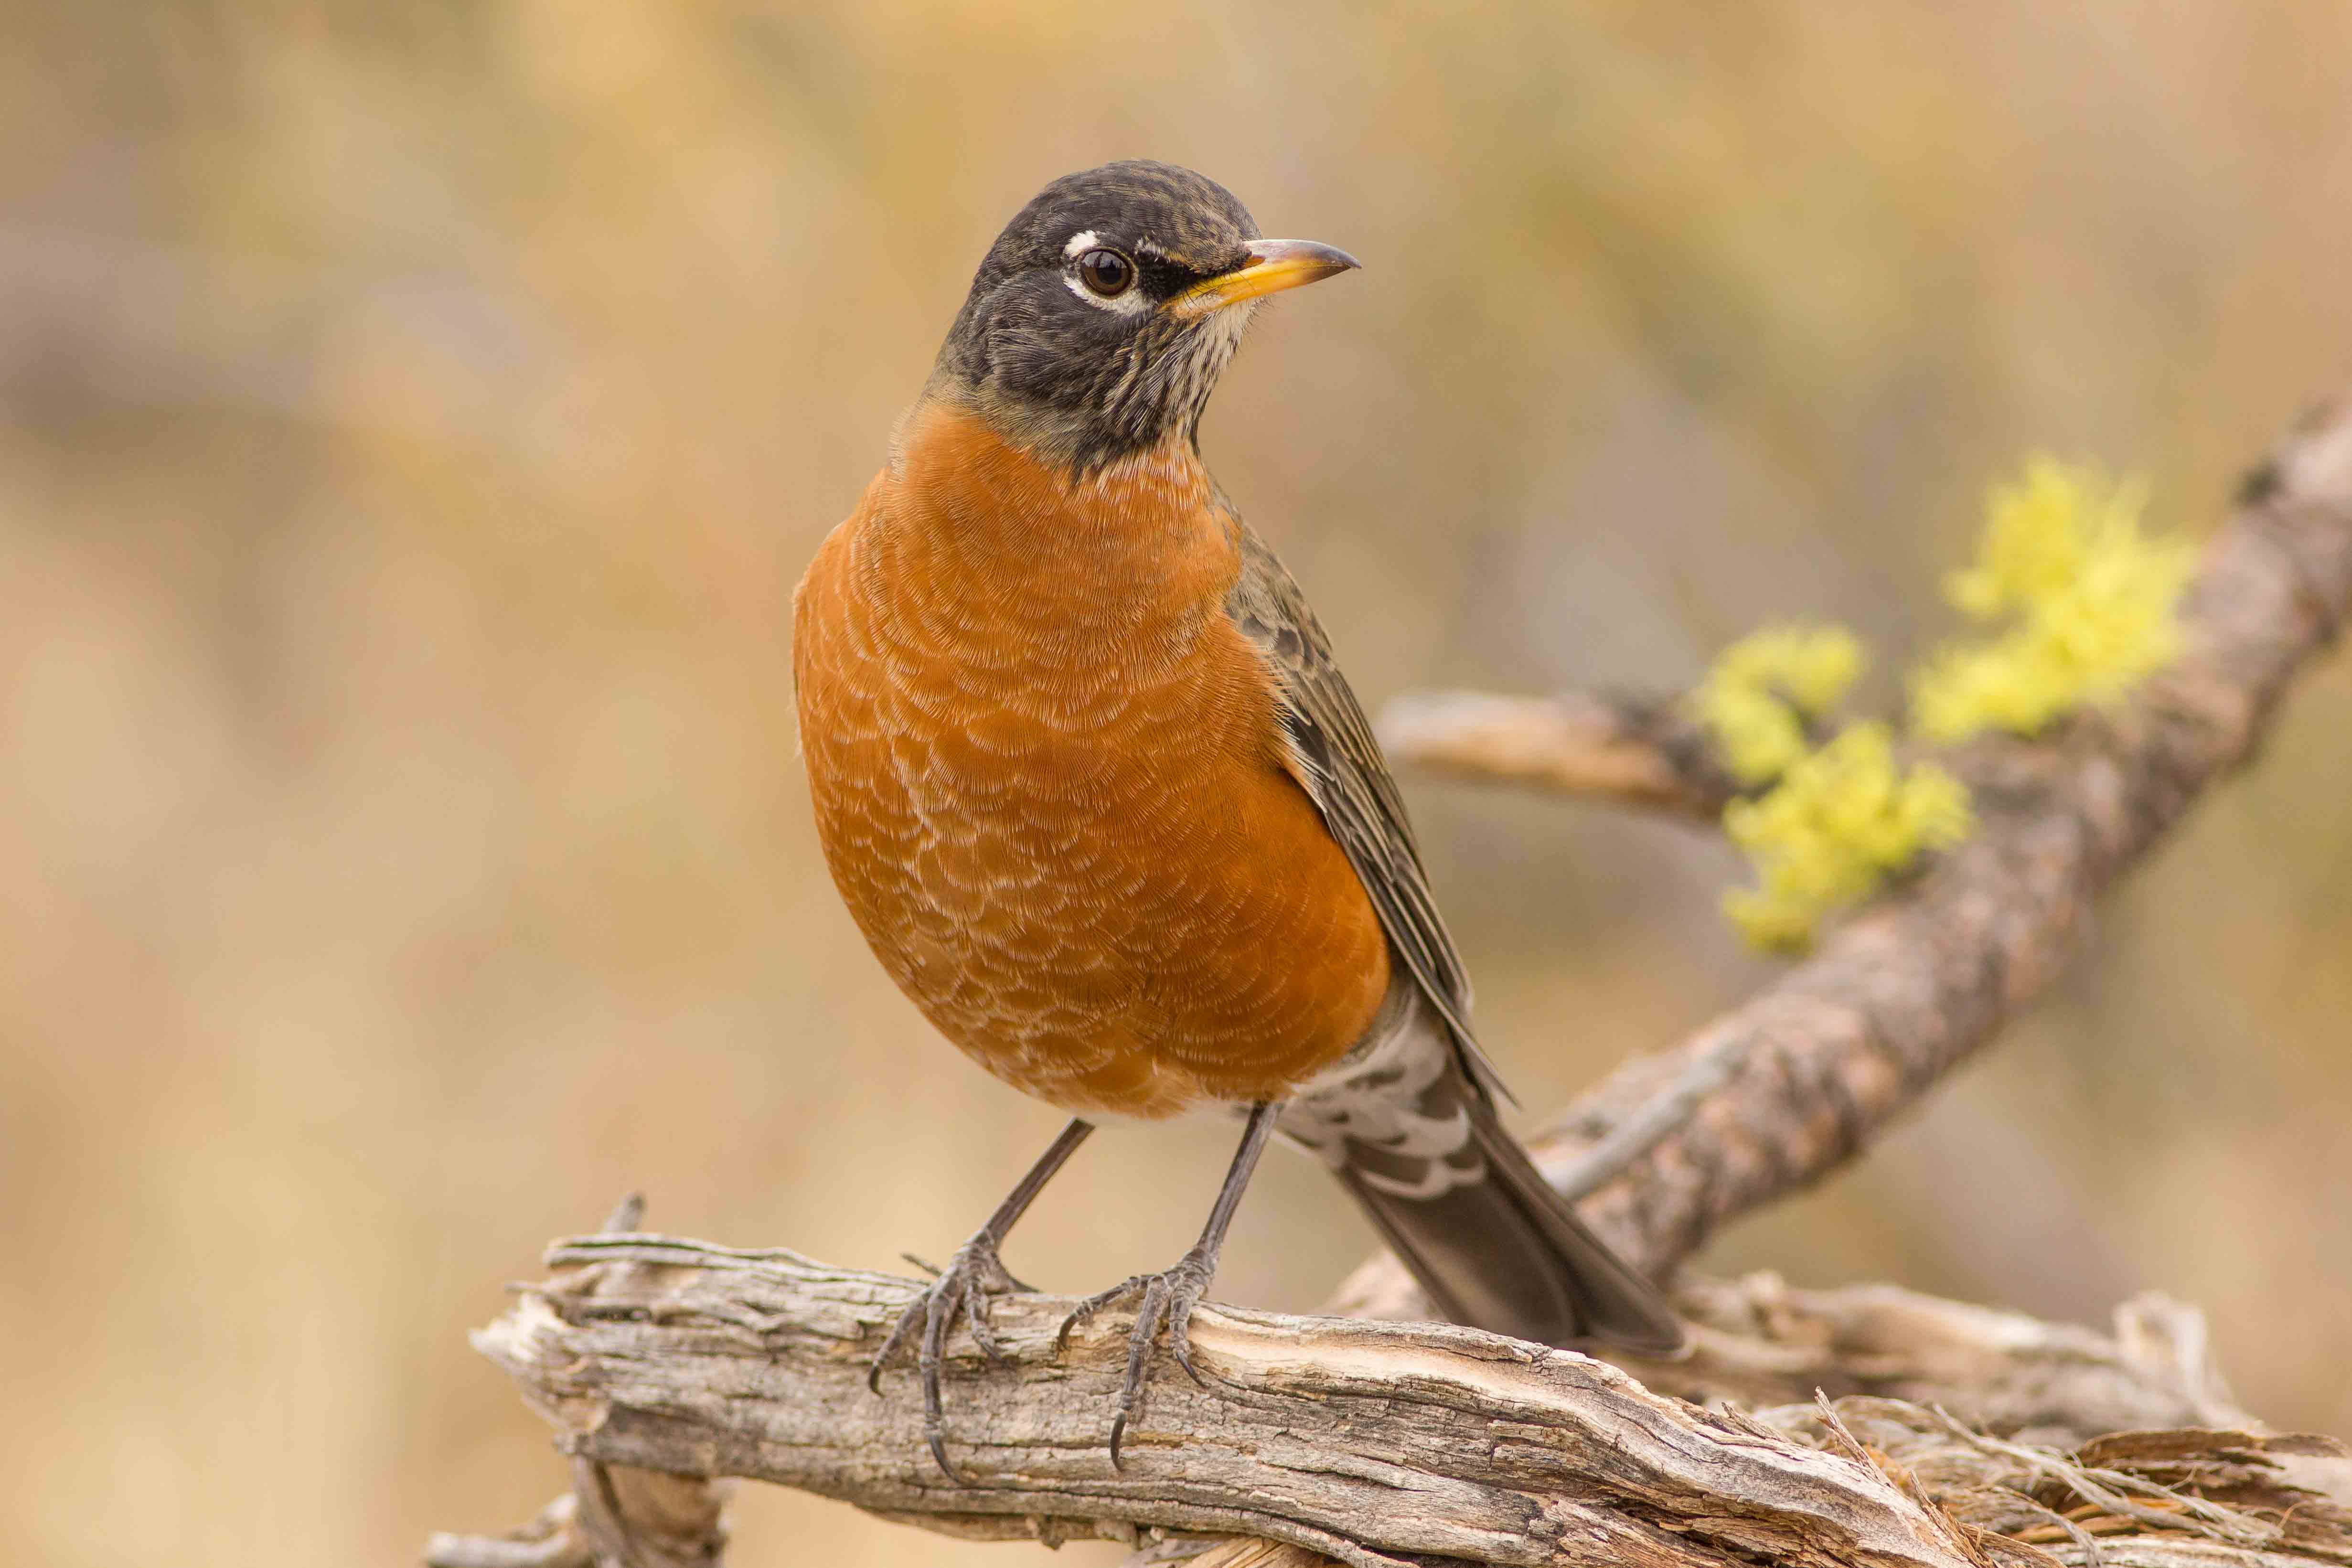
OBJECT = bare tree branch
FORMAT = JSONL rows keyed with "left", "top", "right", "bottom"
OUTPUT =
{"left": 454, "top": 1237, "right": 2349, "bottom": 1568}
{"left": 1376, "top": 689, "right": 1743, "bottom": 817}
{"left": 1345, "top": 398, "right": 2352, "bottom": 1299}
{"left": 427, "top": 1197, "right": 730, "bottom": 1568}
{"left": 428, "top": 394, "right": 2352, "bottom": 1566}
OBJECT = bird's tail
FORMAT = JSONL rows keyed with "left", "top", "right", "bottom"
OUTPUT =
{"left": 1287, "top": 1004, "right": 1685, "bottom": 1355}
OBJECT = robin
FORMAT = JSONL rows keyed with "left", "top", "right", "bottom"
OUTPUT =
{"left": 793, "top": 160, "right": 1682, "bottom": 1474}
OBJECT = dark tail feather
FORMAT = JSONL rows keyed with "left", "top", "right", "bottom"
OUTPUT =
{"left": 1334, "top": 1091, "right": 1685, "bottom": 1355}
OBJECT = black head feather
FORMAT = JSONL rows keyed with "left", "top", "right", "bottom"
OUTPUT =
{"left": 928, "top": 162, "right": 1274, "bottom": 474}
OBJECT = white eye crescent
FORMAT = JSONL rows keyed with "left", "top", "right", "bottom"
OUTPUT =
{"left": 1060, "top": 231, "right": 1147, "bottom": 314}
{"left": 1076, "top": 248, "right": 1135, "bottom": 297}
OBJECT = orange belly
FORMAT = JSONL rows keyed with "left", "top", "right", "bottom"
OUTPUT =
{"left": 792, "top": 406, "right": 1391, "bottom": 1120}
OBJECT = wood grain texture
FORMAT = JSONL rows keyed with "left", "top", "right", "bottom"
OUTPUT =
{"left": 452, "top": 1236, "right": 2348, "bottom": 1568}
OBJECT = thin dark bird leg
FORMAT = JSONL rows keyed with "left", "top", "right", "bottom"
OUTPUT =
{"left": 1056, "top": 1100, "right": 1280, "bottom": 1469}
{"left": 869, "top": 1116, "right": 1094, "bottom": 1478}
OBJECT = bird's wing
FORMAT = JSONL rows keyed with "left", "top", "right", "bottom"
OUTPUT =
{"left": 1221, "top": 511, "right": 1513, "bottom": 1103}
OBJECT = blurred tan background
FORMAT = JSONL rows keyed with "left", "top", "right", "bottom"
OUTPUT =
{"left": 5, "top": 3, "right": 2351, "bottom": 1564}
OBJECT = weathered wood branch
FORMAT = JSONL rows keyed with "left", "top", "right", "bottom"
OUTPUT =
{"left": 443, "top": 1235, "right": 2349, "bottom": 1568}
{"left": 1345, "top": 399, "right": 2352, "bottom": 1301}
{"left": 1376, "top": 689, "right": 1743, "bottom": 817}
{"left": 428, "top": 395, "right": 2352, "bottom": 1566}
{"left": 426, "top": 1197, "right": 733, "bottom": 1568}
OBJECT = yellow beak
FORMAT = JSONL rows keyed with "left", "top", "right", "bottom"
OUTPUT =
{"left": 1167, "top": 238, "right": 1361, "bottom": 319}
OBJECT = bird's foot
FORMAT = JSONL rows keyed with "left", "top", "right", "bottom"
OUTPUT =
{"left": 868, "top": 1230, "right": 1033, "bottom": 1479}
{"left": 1054, "top": 1243, "right": 1220, "bottom": 1468}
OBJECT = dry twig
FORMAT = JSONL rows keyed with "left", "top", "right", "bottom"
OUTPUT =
{"left": 1376, "top": 689, "right": 1743, "bottom": 817}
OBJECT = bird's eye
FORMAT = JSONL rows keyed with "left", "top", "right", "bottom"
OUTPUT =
{"left": 1077, "top": 247, "right": 1135, "bottom": 298}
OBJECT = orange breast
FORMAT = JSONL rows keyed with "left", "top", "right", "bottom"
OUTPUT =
{"left": 792, "top": 404, "right": 1390, "bottom": 1120}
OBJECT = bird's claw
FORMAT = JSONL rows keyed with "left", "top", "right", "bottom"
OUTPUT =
{"left": 1055, "top": 1245, "right": 1219, "bottom": 1469}
{"left": 868, "top": 1232, "right": 1032, "bottom": 1478}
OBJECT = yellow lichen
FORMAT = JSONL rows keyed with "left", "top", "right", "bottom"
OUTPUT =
{"left": 1910, "top": 459, "right": 2193, "bottom": 742}
{"left": 1692, "top": 625, "right": 1866, "bottom": 784}
{"left": 1720, "top": 724, "right": 1973, "bottom": 952}
{"left": 1696, "top": 459, "right": 2186, "bottom": 950}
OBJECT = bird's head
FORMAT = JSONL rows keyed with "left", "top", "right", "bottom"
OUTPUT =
{"left": 926, "top": 160, "right": 1358, "bottom": 476}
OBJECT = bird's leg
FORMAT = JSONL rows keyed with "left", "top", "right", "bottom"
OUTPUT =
{"left": 1055, "top": 1100, "right": 1279, "bottom": 1468}
{"left": 869, "top": 1116, "right": 1093, "bottom": 1478}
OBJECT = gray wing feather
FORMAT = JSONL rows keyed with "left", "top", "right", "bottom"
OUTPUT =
{"left": 1220, "top": 512, "right": 1512, "bottom": 1104}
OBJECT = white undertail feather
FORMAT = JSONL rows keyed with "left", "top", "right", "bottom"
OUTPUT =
{"left": 1281, "top": 986, "right": 1485, "bottom": 1200}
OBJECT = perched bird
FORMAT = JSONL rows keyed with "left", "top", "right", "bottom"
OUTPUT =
{"left": 793, "top": 160, "right": 1682, "bottom": 1474}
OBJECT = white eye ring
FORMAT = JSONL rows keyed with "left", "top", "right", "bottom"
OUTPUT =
{"left": 1075, "top": 247, "right": 1135, "bottom": 297}
{"left": 1060, "top": 231, "right": 1148, "bottom": 314}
